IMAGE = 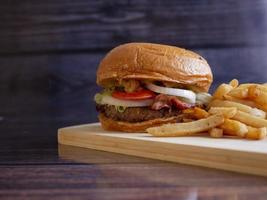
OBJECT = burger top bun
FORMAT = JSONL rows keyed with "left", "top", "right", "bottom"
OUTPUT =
{"left": 97, "top": 43, "right": 213, "bottom": 92}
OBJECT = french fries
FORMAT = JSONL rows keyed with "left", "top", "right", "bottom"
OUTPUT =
{"left": 219, "top": 119, "right": 248, "bottom": 137}
{"left": 248, "top": 85, "right": 267, "bottom": 105}
{"left": 209, "top": 128, "right": 223, "bottom": 138}
{"left": 208, "top": 107, "right": 237, "bottom": 118}
{"left": 183, "top": 107, "right": 209, "bottom": 119}
{"left": 238, "top": 83, "right": 256, "bottom": 89}
{"left": 193, "top": 107, "right": 210, "bottom": 119}
{"left": 210, "top": 80, "right": 267, "bottom": 140}
{"left": 146, "top": 115, "right": 224, "bottom": 137}
{"left": 209, "top": 99, "right": 266, "bottom": 118}
{"left": 147, "top": 79, "right": 267, "bottom": 140}
{"left": 209, "top": 99, "right": 250, "bottom": 112}
{"left": 227, "top": 88, "right": 248, "bottom": 99}
{"left": 240, "top": 83, "right": 267, "bottom": 92}
{"left": 224, "top": 94, "right": 267, "bottom": 113}
{"left": 250, "top": 108, "right": 266, "bottom": 119}
{"left": 213, "top": 83, "right": 233, "bottom": 99}
{"left": 232, "top": 110, "right": 267, "bottom": 128}
{"left": 246, "top": 126, "right": 267, "bottom": 140}
{"left": 223, "top": 95, "right": 257, "bottom": 107}
{"left": 229, "top": 79, "right": 239, "bottom": 88}
{"left": 253, "top": 103, "right": 267, "bottom": 113}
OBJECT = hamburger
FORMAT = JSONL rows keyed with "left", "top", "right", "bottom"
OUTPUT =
{"left": 94, "top": 43, "right": 213, "bottom": 132}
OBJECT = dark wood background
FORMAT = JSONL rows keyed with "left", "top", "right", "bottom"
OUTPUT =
{"left": 1, "top": 1, "right": 267, "bottom": 199}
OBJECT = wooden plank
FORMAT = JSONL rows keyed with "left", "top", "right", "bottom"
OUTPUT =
{"left": 1, "top": 164, "right": 267, "bottom": 188}
{"left": 1, "top": 187, "right": 267, "bottom": 200}
{"left": 1, "top": 0, "right": 267, "bottom": 53}
{"left": 197, "top": 47, "right": 267, "bottom": 87}
{"left": 1, "top": 164, "right": 267, "bottom": 199}
{"left": 0, "top": 146, "right": 156, "bottom": 165}
{"left": 0, "top": 53, "right": 102, "bottom": 92}
{"left": 58, "top": 123, "right": 267, "bottom": 176}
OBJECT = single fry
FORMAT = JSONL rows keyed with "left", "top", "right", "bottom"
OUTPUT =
{"left": 238, "top": 83, "right": 256, "bottom": 89}
{"left": 213, "top": 83, "right": 233, "bottom": 100}
{"left": 209, "top": 128, "right": 223, "bottom": 138}
{"left": 220, "top": 119, "right": 248, "bottom": 137}
{"left": 224, "top": 94, "right": 267, "bottom": 114}
{"left": 146, "top": 115, "right": 224, "bottom": 137}
{"left": 208, "top": 107, "right": 237, "bottom": 118}
{"left": 250, "top": 108, "right": 266, "bottom": 119}
{"left": 254, "top": 103, "right": 267, "bottom": 113}
{"left": 246, "top": 126, "right": 267, "bottom": 140}
{"left": 229, "top": 79, "right": 239, "bottom": 88}
{"left": 257, "top": 84, "right": 267, "bottom": 92}
{"left": 223, "top": 95, "right": 256, "bottom": 107}
{"left": 239, "top": 84, "right": 267, "bottom": 92}
{"left": 209, "top": 100, "right": 250, "bottom": 112}
{"left": 193, "top": 107, "right": 210, "bottom": 119}
{"left": 208, "top": 99, "right": 266, "bottom": 118}
{"left": 227, "top": 88, "right": 248, "bottom": 99}
{"left": 232, "top": 110, "right": 267, "bottom": 128}
{"left": 238, "top": 83, "right": 267, "bottom": 90}
{"left": 182, "top": 107, "right": 209, "bottom": 119}
{"left": 248, "top": 85, "right": 267, "bottom": 105}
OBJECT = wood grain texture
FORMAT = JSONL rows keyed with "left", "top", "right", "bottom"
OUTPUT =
{"left": 1, "top": 0, "right": 267, "bottom": 54}
{"left": 1, "top": 164, "right": 267, "bottom": 199}
{"left": 58, "top": 145, "right": 158, "bottom": 164}
{"left": 2, "top": 163, "right": 267, "bottom": 188}
{"left": 0, "top": 146, "right": 157, "bottom": 165}
{"left": 2, "top": 188, "right": 267, "bottom": 200}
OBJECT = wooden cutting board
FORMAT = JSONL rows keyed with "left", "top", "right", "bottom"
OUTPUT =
{"left": 58, "top": 123, "right": 267, "bottom": 176}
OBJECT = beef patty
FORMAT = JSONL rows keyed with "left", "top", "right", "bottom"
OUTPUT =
{"left": 96, "top": 104, "right": 182, "bottom": 123}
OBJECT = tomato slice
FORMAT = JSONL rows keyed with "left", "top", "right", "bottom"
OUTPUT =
{"left": 112, "top": 89, "right": 155, "bottom": 100}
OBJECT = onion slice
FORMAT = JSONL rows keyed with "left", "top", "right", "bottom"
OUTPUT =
{"left": 196, "top": 92, "right": 212, "bottom": 106}
{"left": 101, "top": 95, "right": 153, "bottom": 107}
{"left": 146, "top": 83, "right": 196, "bottom": 104}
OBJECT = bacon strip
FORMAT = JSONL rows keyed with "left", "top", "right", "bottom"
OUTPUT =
{"left": 171, "top": 98, "right": 193, "bottom": 110}
{"left": 151, "top": 94, "right": 193, "bottom": 110}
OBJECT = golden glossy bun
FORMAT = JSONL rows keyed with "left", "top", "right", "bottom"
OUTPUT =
{"left": 97, "top": 43, "right": 213, "bottom": 92}
{"left": 98, "top": 113, "right": 184, "bottom": 133}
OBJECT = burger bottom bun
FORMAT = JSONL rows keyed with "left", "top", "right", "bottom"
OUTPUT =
{"left": 98, "top": 113, "right": 184, "bottom": 133}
